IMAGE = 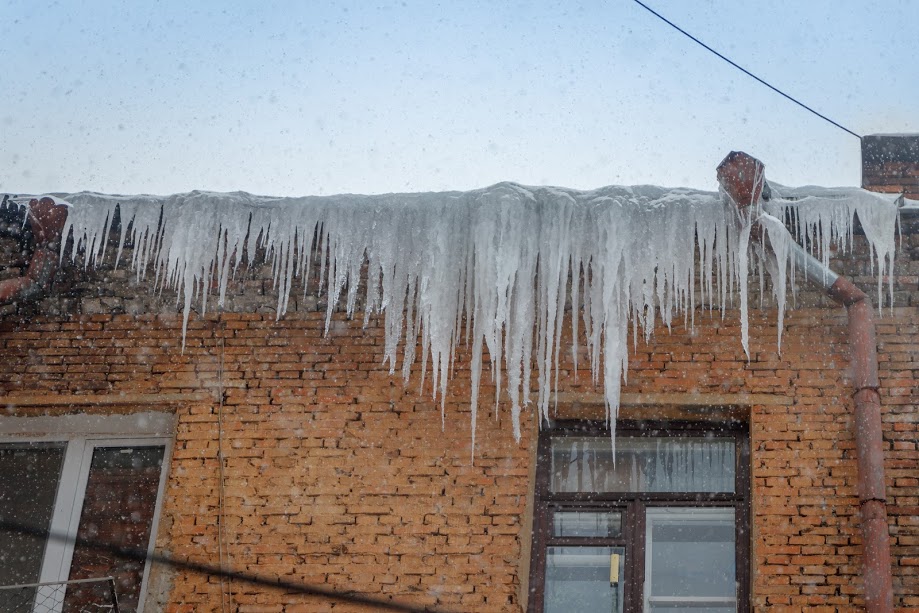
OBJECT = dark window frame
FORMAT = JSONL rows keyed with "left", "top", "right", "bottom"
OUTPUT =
{"left": 528, "top": 419, "right": 751, "bottom": 613}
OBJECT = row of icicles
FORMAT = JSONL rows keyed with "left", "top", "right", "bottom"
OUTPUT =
{"left": 4, "top": 183, "right": 900, "bottom": 450}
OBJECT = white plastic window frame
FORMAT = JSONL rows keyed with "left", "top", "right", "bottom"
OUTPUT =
{"left": 0, "top": 413, "right": 175, "bottom": 613}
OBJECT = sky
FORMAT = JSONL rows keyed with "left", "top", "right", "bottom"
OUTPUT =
{"left": 2, "top": 0, "right": 917, "bottom": 196}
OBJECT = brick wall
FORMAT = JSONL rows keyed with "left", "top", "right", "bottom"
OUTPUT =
{"left": 2, "top": 218, "right": 919, "bottom": 610}
{"left": 2, "top": 293, "right": 918, "bottom": 611}
{"left": 0, "top": 311, "right": 535, "bottom": 612}
{"left": 862, "top": 134, "right": 919, "bottom": 198}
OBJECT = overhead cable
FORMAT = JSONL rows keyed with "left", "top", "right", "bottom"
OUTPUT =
{"left": 631, "top": 0, "right": 862, "bottom": 139}
{"left": 0, "top": 520, "right": 455, "bottom": 613}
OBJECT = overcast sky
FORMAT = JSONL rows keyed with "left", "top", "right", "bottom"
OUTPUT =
{"left": 2, "top": 0, "right": 917, "bottom": 196}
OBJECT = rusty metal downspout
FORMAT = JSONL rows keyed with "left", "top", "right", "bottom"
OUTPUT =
{"left": 826, "top": 276, "right": 893, "bottom": 613}
{"left": 717, "top": 152, "right": 893, "bottom": 612}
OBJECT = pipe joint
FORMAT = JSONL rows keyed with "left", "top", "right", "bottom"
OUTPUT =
{"left": 828, "top": 276, "right": 869, "bottom": 307}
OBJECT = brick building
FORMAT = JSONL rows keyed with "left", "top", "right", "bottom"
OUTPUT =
{"left": 1, "top": 135, "right": 918, "bottom": 613}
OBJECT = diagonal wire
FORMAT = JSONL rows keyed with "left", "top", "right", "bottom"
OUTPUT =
{"left": 0, "top": 520, "right": 457, "bottom": 613}
{"left": 630, "top": 0, "right": 862, "bottom": 139}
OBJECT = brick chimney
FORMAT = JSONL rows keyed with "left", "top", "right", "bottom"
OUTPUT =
{"left": 861, "top": 134, "right": 919, "bottom": 198}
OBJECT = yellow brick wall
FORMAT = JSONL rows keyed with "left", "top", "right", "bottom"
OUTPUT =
{"left": 2, "top": 305, "right": 917, "bottom": 611}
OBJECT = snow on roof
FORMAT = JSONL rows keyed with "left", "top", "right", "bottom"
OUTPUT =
{"left": 17, "top": 183, "right": 899, "bottom": 448}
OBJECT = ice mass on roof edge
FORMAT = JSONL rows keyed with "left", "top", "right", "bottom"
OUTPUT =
{"left": 1, "top": 182, "right": 901, "bottom": 451}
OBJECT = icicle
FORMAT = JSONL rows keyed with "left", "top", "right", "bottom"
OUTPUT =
{"left": 49, "top": 182, "right": 899, "bottom": 453}
{"left": 767, "top": 185, "right": 900, "bottom": 308}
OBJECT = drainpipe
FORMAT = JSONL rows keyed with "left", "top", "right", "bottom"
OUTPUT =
{"left": 0, "top": 196, "right": 69, "bottom": 304}
{"left": 717, "top": 152, "right": 893, "bottom": 613}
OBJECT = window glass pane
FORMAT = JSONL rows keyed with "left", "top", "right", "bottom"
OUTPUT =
{"left": 64, "top": 445, "right": 165, "bottom": 613}
{"left": 646, "top": 508, "right": 736, "bottom": 605}
{"left": 550, "top": 436, "right": 735, "bottom": 493}
{"left": 0, "top": 443, "right": 66, "bottom": 594}
{"left": 544, "top": 546, "right": 624, "bottom": 613}
{"left": 552, "top": 511, "right": 622, "bottom": 538}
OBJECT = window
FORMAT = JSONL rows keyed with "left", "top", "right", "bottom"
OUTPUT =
{"left": 0, "top": 413, "right": 174, "bottom": 613}
{"left": 529, "top": 421, "right": 750, "bottom": 613}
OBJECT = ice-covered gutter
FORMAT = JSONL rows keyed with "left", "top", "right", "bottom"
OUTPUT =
{"left": 1, "top": 182, "right": 900, "bottom": 447}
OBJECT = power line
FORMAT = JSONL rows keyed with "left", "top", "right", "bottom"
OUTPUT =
{"left": 630, "top": 0, "right": 862, "bottom": 140}
{"left": 0, "top": 520, "right": 457, "bottom": 613}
